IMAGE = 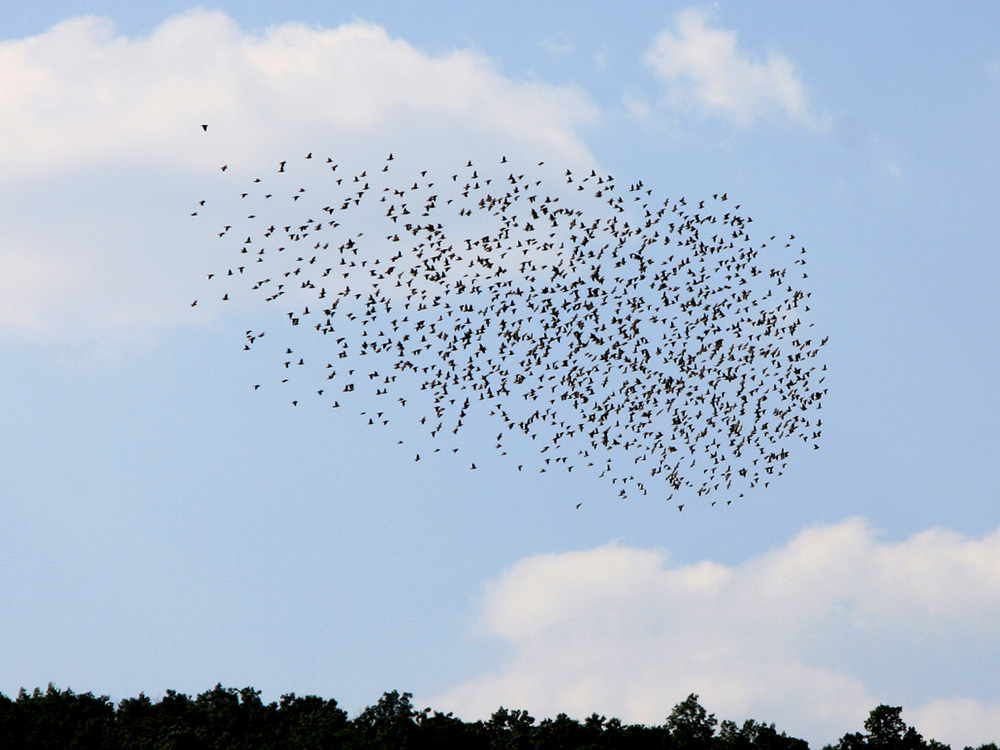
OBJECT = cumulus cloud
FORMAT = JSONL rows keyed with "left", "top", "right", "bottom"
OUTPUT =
{"left": 644, "top": 8, "right": 824, "bottom": 130}
{"left": 0, "top": 10, "right": 596, "bottom": 176}
{"left": 429, "top": 518, "right": 1000, "bottom": 748}
{"left": 911, "top": 698, "right": 1000, "bottom": 750}
{"left": 0, "top": 10, "right": 597, "bottom": 344}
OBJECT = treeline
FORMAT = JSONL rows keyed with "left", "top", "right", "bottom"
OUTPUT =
{"left": 0, "top": 684, "right": 995, "bottom": 750}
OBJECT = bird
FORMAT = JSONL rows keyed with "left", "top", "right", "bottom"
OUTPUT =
{"left": 197, "top": 150, "right": 827, "bottom": 510}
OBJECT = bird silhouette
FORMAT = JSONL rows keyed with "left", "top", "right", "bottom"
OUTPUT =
{"left": 197, "top": 150, "right": 827, "bottom": 509}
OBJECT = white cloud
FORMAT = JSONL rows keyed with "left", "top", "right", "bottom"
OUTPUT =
{"left": 0, "top": 10, "right": 597, "bottom": 177}
{"left": 644, "top": 7, "right": 824, "bottom": 130}
{"left": 429, "top": 518, "right": 1000, "bottom": 748}
{"left": 911, "top": 698, "right": 1000, "bottom": 750}
{"left": 0, "top": 10, "right": 597, "bottom": 345}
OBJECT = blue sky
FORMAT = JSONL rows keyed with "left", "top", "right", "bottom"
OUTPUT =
{"left": 2, "top": 2, "right": 999, "bottom": 746}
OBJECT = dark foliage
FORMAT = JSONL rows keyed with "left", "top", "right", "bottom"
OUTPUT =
{"left": 822, "top": 704, "right": 997, "bottom": 750}
{"left": 0, "top": 685, "right": 991, "bottom": 750}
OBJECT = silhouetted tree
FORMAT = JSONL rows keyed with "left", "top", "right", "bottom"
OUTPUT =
{"left": 532, "top": 712, "right": 588, "bottom": 750}
{"left": 275, "top": 692, "right": 348, "bottom": 749}
{"left": 349, "top": 690, "right": 419, "bottom": 749}
{"left": 667, "top": 694, "right": 719, "bottom": 750}
{"left": 718, "top": 718, "right": 810, "bottom": 750}
{"left": 825, "top": 705, "right": 947, "bottom": 750}
{"left": 486, "top": 707, "right": 536, "bottom": 750}
{"left": 412, "top": 707, "right": 488, "bottom": 750}
{"left": 865, "top": 706, "right": 925, "bottom": 750}
{"left": 13, "top": 682, "right": 993, "bottom": 750}
{"left": 8, "top": 684, "right": 115, "bottom": 750}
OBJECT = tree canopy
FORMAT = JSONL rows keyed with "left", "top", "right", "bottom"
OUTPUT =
{"left": 0, "top": 684, "right": 993, "bottom": 750}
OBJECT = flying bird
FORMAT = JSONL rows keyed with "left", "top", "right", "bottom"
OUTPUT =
{"left": 197, "top": 151, "right": 827, "bottom": 509}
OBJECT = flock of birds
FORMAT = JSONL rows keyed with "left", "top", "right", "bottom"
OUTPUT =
{"left": 192, "top": 135, "right": 826, "bottom": 508}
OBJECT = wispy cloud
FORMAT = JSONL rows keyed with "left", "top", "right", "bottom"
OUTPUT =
{"left": 644, "top": 7, "right": 825, "bottom": 130}
{"left": 539, "top": 36, "right": 573, "bottom": 59}
{"left": 430, "top": 518, "right": 1000, "bottom": 748}
{"left": 0, "top": 248, "right": 70, "bottom": 335}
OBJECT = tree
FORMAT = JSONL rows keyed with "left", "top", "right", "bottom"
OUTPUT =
{"left": 485, "top": 707, "right": 535, "bottom": 750}
{"left": 827, "top": 705, "right": 937, "bottom": 750}
{"left": 350, "top": 690, "right": 418, "bottom": 748}
{"left": 9, "top": 684, "right": 115, "bottom": 750}
{"left": 275, "top": 692, "right": 348, "bottom": 749}
{"left": 184, "top": 683, "right": 275, "bottom": 749}
{"left": 865, "top": 706, "right": 925, "bottom": 750}
{"left": 532, "top": 712, "right": 587, "bottom": 750}
{"left": 413, "top": 707, "right": 488, "bottom": 750}
{"left": 667, "top": 694, "right": 718, "bottom": 750}
{"left": 718, "top": 718, "right": 810, "bottom": 750}
{"left": 0, "top": 691, "right": 14, "bottom": 749}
